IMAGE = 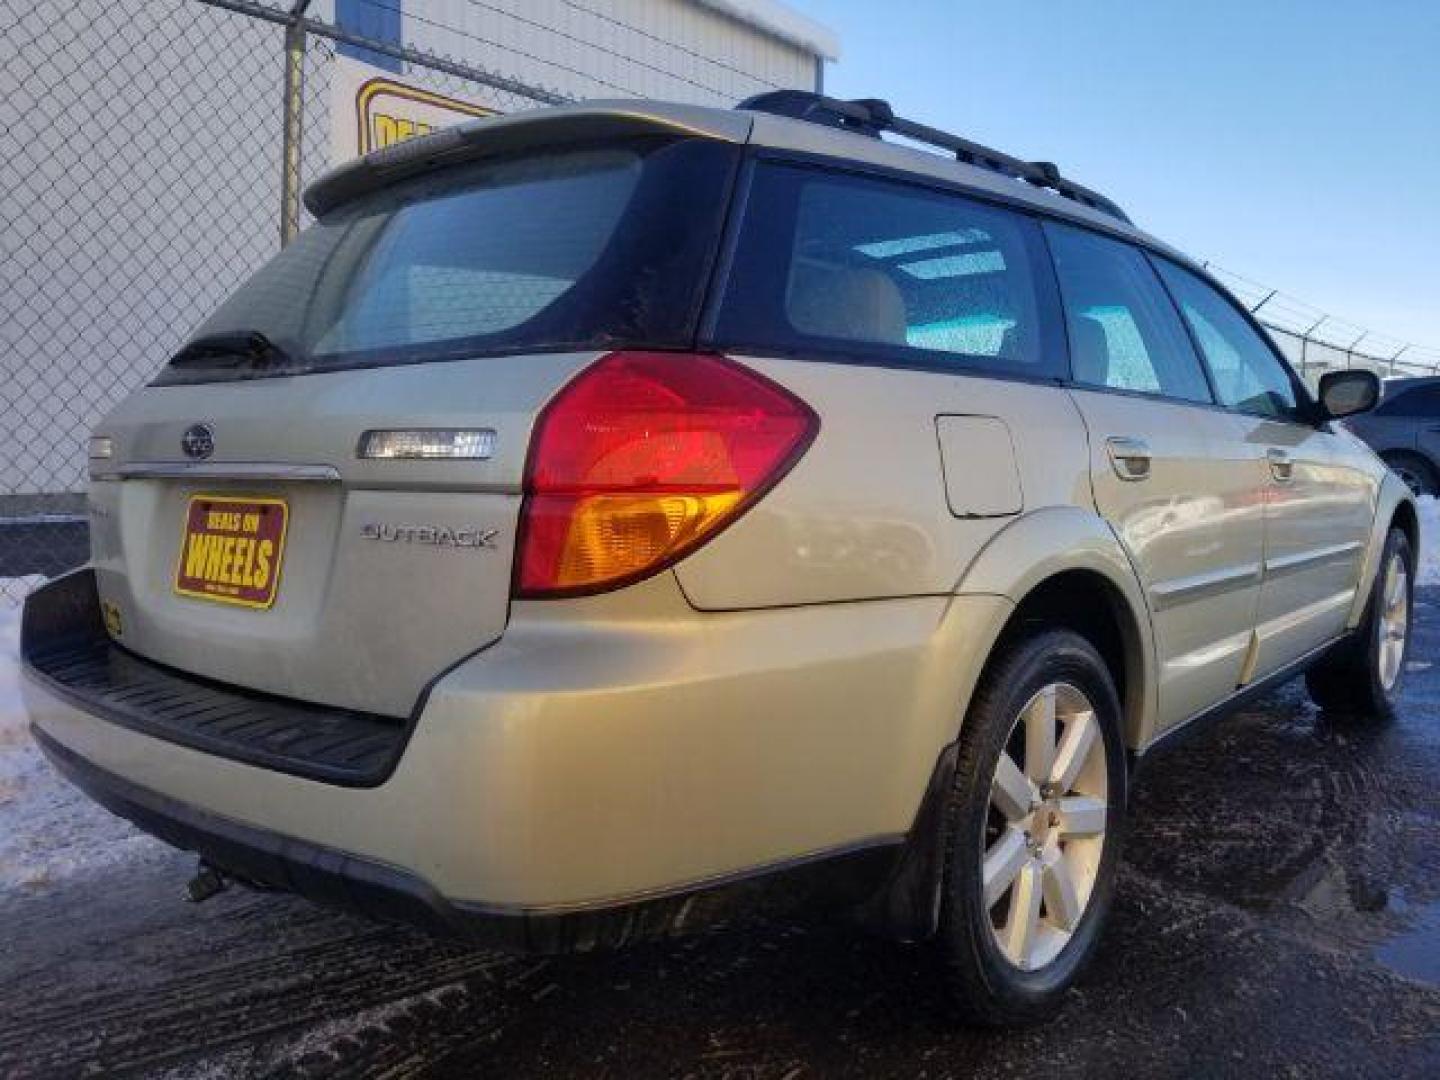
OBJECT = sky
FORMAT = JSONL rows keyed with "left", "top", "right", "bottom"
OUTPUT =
{"left": 811, "top": 0, "right": 1440, "bottom": 351}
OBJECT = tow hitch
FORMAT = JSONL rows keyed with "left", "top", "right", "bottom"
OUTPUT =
{"left": 184, "top": 862, "right": 229, "bottom": 903}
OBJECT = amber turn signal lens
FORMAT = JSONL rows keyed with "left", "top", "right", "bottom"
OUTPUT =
{"left": 516, "top": 352, "right": 817, "bottom": 597}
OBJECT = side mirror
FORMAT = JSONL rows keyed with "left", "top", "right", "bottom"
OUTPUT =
{"left": 1317, "top": 369, "right": 1380, "bottom": 420}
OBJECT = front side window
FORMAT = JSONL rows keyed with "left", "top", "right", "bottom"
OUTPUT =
{"left": 1043, "top": 223, "right": 1212, "bottom": 404}
{"left": 1152, "top": 258, "right": 1301, "bottom": 420}
{"left": 715, "top": 164, "right": 1063, "bottom": 378}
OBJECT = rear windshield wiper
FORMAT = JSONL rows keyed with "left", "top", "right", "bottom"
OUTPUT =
{"left": 169, "top": 330, "right": 291, "bottom": 371}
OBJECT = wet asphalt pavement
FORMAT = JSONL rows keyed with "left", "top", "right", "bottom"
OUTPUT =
{"left": 2, "top": 594, "right": 1438, "bottom": 1078}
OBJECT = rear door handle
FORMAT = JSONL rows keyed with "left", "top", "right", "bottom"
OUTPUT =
{"left": 1106, "top": 436, "right": 1152, "bottom": 481}
{"left": 1267, "top": 448, "right": 1294, "bottom": 482}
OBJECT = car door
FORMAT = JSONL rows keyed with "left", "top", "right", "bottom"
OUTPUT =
{"left": 1409, "top": 386, "right": 1440, "bottom": 482}
{"left": 1152, "top": 258, "right": 1378, "bottom": 678}
{"left": 1045, "top": 223, "right": 1268, "bottom": 733}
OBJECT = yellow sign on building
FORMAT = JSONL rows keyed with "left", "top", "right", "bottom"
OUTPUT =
{"left": 332, "top": 57, "right": 497, "bottom": 162}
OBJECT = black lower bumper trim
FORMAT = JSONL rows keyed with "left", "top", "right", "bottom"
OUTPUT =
{"left": 33, "top": 725, "right": 458, "bottom": 936}
{"left": 21, "top": 570, "right": 409, "bottom": 786}
{"left": 32, "top": 725, "right": 900, "bottom": 954}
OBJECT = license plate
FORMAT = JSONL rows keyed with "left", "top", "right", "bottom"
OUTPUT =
{"left": 174, "top": 495, "right": 288, "bottom": 609}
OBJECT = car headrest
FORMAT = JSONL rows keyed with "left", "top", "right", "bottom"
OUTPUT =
{"left": 787, "top": 263, "right": 909, "bottom": 346}
{"left": 1070, "top": 315, "right": 1111, "bottom": 387}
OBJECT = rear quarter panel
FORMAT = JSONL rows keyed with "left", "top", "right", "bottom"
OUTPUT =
{"left": 671, "top": 357, "right": 1094, "bottom": 608}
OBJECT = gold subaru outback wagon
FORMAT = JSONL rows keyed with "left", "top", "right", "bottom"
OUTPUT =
{"left": 22, "top": 91, "right": 1419, "bottom": 1025}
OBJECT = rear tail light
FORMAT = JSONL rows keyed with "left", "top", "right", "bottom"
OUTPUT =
{"left": 516, "top": 351, "right": 818, "bottom": 597}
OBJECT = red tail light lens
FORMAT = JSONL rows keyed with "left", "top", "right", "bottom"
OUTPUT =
{"left": 516, "top": 351, "right": 818, "bottom": 597}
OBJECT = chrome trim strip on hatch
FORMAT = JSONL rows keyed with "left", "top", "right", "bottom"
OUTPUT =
{"left": 109, "top": 462, "right": 342, "bottom": 482}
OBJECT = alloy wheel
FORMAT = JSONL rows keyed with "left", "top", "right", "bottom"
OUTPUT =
{"left": 981, "top": 682, "right": 1108, "bottom": 972}
{"left": 1378, "top": 551, "right": 1410, "bottom": 691}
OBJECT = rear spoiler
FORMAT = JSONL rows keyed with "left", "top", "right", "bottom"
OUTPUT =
{"left": 304, "top": 102, "right": 752, "bottom": 217}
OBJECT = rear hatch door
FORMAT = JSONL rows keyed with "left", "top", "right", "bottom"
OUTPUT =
{"left": 88, "top": 122, "right": 742, "bottom": 717}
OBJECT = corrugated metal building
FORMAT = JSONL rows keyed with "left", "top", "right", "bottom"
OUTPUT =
{"left": 333, "top": 0, "right": 837, "bottom": 103}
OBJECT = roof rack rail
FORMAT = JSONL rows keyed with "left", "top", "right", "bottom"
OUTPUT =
{"left": 736, "top": 90, "right": 1132, "bottom": 225}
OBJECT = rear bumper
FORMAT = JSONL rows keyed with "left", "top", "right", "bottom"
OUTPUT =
{"left": 32, "top": 724, "right": 894, "bottom": 952}
{"left": 23, "top": 569, "right": 1013, "bottom": 931}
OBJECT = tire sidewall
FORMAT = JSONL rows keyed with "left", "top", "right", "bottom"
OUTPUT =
{"left": 941, "top": 630, "right": 1127, "bottom": 1018}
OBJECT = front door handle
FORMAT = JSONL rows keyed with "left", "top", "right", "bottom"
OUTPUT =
{"left": 1267, "top": 447, "right": 1294, "bottom": 482}
{"left": 1106, "top": 436, "right": 1152, "bottom": 481}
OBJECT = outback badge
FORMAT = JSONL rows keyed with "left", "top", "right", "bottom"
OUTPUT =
{"left": 360, "top": 522, "right": 499, "bottom": 549}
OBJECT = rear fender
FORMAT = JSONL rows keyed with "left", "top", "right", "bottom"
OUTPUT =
{"left": 954, "top": 506, "right": 1158, "bottom": 749}
{"left": 865, "top": 507, "right": 1156, "bottom": 942}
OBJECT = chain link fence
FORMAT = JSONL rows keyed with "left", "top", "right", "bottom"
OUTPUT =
{"left": 1203, "top": 263, "right": 1440, "bottom": 385}
{"left": 1, "top": 0, "right": 569, "bottom": 602}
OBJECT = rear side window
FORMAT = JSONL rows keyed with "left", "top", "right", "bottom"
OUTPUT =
{"left": 157, "top": 138, "right": 739, "bottom": 383}
{"left": 1152, "top": 259, "right": 1301, "bottom": 420}
{"left": 715, "top": 164, "right": 1063, "bottom": 378}
{"left": 1043, "top": 223, "right": 1212, "bottom": 404}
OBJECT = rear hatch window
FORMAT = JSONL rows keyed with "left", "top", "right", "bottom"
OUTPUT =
{"left": 156, "top": 137, "right": 739, "bottom": 384}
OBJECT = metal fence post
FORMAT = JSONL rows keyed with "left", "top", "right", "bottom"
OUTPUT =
{"left": 1346, "top": 331, "right": 1367, "bottom": 371}
{"left": 279, "top": 0, "right": 314, "bottom": 247}
{"left": 1389, "top": 344, "right": 1410, "bottom": 378}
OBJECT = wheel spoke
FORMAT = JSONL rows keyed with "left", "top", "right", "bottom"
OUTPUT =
{"left": 983, "top": 828, "right": 1029, "bottom": 909}
{"left": 1049, "top": 709, "right": 1098, "bottom": 792}
{"left": 1024, "top": 686, "right": 1057, "bottom": 782}
{"left": 1384, "top": 561, "right": 1403, "bottom": 611}
{"left": 983, "top": 680, "right": 1110, "bottom": 973}
{"left": 1382, "top": 638, "right": 1403, "bottom": 683}
{"left": 1057, "top": 795, "right": 1106, "bottom": 839}
{"left": 1004, "top": 862, "right": 1044, "bottom": 968}
{"left": 991, "top": 751, "right": 1036, "bottom": 822}
{"left": 1041, "top": 847, "right": 1082, "bottom": 930}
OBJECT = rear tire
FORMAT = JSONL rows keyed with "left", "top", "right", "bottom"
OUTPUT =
{"left": 937, "top": 628, "right": 1126, "bottom": 1026}
{"left": 1382, "top": 452, "right": 1437, "bottom": 498}
{"left": 1305, "top": 527, "right": 1414, "bottom": 720}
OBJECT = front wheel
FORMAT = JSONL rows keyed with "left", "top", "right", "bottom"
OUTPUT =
{"left": 1305, "top": 526, "right": 1414, "bottom": 719}
{"left": 937, "top": 629, "right": 1127, "bottom": 1026}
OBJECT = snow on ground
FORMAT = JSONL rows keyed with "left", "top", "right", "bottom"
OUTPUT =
{"left": 1419, "top": 495, "right": 1438, "bottom": 587}
{"left": 0, "top": 579, "right": 158, "bottom": 895}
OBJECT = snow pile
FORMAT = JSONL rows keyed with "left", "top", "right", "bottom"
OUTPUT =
{"left": 1419, "top": 495, "right": 1438, "bottom": 587}
{"left": 0, "top": 584, "right": 156, "bottom": 893}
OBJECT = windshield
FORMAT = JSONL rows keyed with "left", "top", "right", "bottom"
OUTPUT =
{"left": 156, "top": 138, "right": 738, "bottom": 383}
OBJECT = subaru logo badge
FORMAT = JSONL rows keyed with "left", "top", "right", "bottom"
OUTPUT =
{"left": 181, "top": 423, "right": 215, "bottom": 460}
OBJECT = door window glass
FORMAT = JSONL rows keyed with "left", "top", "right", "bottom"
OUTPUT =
{"left": 1153, "top": 258, "right": 1301, "bottom": 420}
{"left": 1043, "top": 224, "right": 1212, "bottom": 403}
{"left": 715, "top": 164, "right": 1063, "bottom": 378}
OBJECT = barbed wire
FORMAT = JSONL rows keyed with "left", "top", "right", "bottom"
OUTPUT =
{"left": 1203, "top": 262, "right": 1440, "bottom": 376}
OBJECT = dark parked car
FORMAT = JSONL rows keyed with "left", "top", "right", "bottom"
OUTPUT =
{"left": 1346, "top": 376, "right": 1440, "bottom": 496}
